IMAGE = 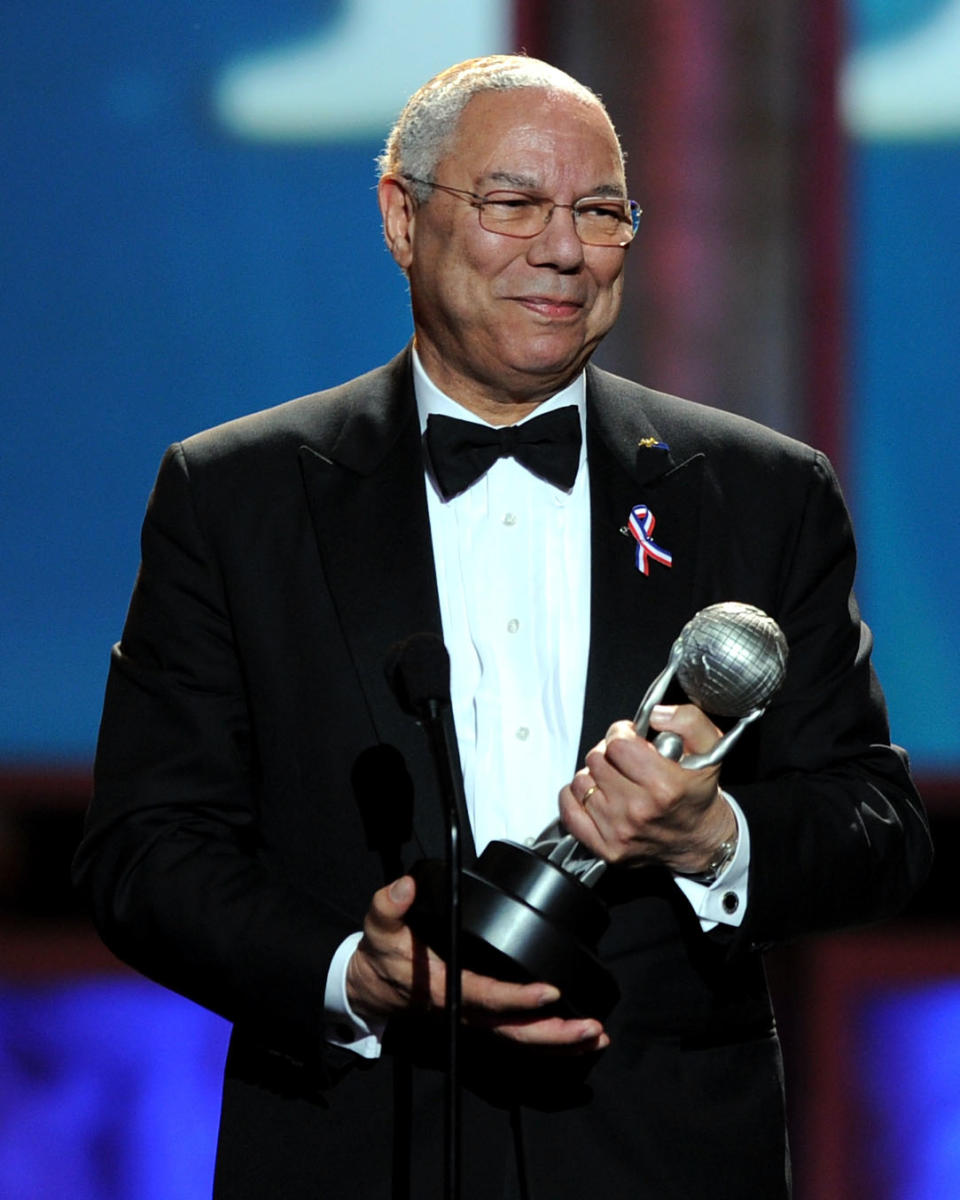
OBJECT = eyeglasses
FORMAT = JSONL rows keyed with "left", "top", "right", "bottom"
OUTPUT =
{"left": 403, "top": 177, "right": 641, "bottom": 247}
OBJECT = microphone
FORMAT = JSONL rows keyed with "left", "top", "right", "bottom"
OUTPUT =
{"left": 386, "top": 632, "right": 451, "bottom": 718}
{"left": 385, "top": 633, "right": 472, "bottom": 859}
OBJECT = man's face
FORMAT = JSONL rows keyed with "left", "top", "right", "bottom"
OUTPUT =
{"left": 382, "top": 88, "right": 629, "bottom": 419}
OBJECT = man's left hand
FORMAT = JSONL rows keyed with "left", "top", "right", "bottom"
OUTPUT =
{"left": 557, "top": 705, "right": 737, "bottom": 875}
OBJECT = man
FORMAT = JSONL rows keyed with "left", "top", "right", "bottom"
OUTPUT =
{"left": 75, "top": 55, "right": 931, "bottom": 1199}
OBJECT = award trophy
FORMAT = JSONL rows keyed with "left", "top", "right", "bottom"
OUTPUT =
{"left": 407, "top": 602, "right": 789, "bottom": 1020}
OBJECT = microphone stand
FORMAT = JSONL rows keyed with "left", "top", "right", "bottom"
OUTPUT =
{"left": 388, "top": 633, "right": 470, "bottom": 1200}
{"left": 419, "top": 697, "right": 463, "bottom": 1200}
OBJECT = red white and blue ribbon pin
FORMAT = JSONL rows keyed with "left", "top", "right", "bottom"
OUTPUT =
{"left": 627, "top": 504, "right": 673, "bottom": 575}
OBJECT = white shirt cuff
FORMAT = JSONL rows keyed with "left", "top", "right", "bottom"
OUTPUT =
{"left": 323, "top": 930, "right": 386, "bottom": 1059}
{"left": 672, "top": 792, "right": 750, "bottom": 931}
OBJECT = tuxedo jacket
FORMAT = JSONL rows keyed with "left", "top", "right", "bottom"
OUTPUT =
{"left": 76, "top": 348, "right": 930, "bottom": 1199}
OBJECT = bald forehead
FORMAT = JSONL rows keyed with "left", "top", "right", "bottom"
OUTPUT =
{"left": 442, "top": 87, "right": 626, "bottom": 192}
{"left": 449, "top": 87, "right": 621, "bottom": 149}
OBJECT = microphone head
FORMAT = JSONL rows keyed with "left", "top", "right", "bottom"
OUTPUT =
{"left": 386, "top": 633, "right": 451, "bottom": 717}
{"left": 675, "top": 602, "right": 788, "bottom": 717}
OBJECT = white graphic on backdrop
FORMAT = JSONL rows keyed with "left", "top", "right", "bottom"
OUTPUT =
{"left": 213, "top": 0, "right": 510, "bottom": 141}
{"left": 841, "top": 0, "right": 960, "bottom": 139}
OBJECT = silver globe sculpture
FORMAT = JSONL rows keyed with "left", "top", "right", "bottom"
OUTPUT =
{"left": 675, "top": 602, "right": 788, "bottom": 717}
{"left": 633, "top": 601, "right": 789, "bottom": 768}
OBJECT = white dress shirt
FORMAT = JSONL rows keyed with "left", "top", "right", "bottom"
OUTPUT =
{"left": 323, "top": 350, "right": 749, "bottom": 1056}
{"left": 416, "top": 354, "right": 592, "bottom": 853}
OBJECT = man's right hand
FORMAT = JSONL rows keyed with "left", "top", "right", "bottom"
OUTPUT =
{"left": 346, "top": 875, "right": 610, "bottom": 1052}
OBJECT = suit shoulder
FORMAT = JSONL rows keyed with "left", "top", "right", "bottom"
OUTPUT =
{"left": 588, "top": 364, "right": 826, "bottom": 475}
{"left": 176, "top": 352, "right": 409, "bottom": 471}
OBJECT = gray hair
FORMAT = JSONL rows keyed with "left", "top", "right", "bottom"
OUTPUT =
{"left": 377, "top": 55, "right": 621, "bottom": 202}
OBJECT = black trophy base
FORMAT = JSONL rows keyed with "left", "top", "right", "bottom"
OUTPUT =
{"left": 408, "top": 839, "right": 620, "bottom": 1021}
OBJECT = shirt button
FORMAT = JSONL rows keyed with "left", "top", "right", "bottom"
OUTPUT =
{"left": 722, "top": 892, "right": 740, "bottom": 915}
{"left": 506, "top": 618, "right": 520, "bottom": 634}
{"left": 516, "top": 726, "right": 530, "bottom": 741}
{"left": 503, "top": 512, "right": 518, "bottom": 526}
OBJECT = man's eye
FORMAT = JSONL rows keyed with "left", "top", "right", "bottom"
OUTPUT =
{"left": 485, "top": 194, "right": 537, "bottom": 210}
{"left": 580, "top": 203, "right": 625, "bottom": 220}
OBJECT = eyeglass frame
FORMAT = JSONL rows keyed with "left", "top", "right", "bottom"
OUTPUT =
{"left": 400, "top": 175, "right": 641, "bottom": 248}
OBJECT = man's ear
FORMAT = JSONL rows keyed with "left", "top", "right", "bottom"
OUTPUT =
{"left": 378, "top": 176, "right": 416, "bottom": 271}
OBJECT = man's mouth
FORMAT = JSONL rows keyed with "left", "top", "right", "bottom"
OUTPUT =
{"left": 514, "top": 296, "right": 584, "bottom": 318}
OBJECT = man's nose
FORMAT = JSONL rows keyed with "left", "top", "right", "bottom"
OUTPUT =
{"left": 526, "top": 203, "right": 585, "bottom": 269}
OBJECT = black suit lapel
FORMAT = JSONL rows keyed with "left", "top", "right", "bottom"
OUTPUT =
{"left": 297, "top": 353, "right": 452, "bottom": 862}
{"left": 579, "top": 369, "right": 706, "bottom": 759}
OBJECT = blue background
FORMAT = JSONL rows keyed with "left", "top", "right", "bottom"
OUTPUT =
{"left": 2, "top": 1, "right": 412, "bottom": 762}
{"left": 846, "top": 0, "right": 960, "bottom": 772}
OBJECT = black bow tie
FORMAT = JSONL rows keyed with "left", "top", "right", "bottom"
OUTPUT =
{"left": 425, "top": 407, "right": 582, "bottom": 500}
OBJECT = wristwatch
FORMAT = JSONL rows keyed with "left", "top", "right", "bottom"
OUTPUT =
{"left": 680, "top": 833, "right": 738, "bottom": 886}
